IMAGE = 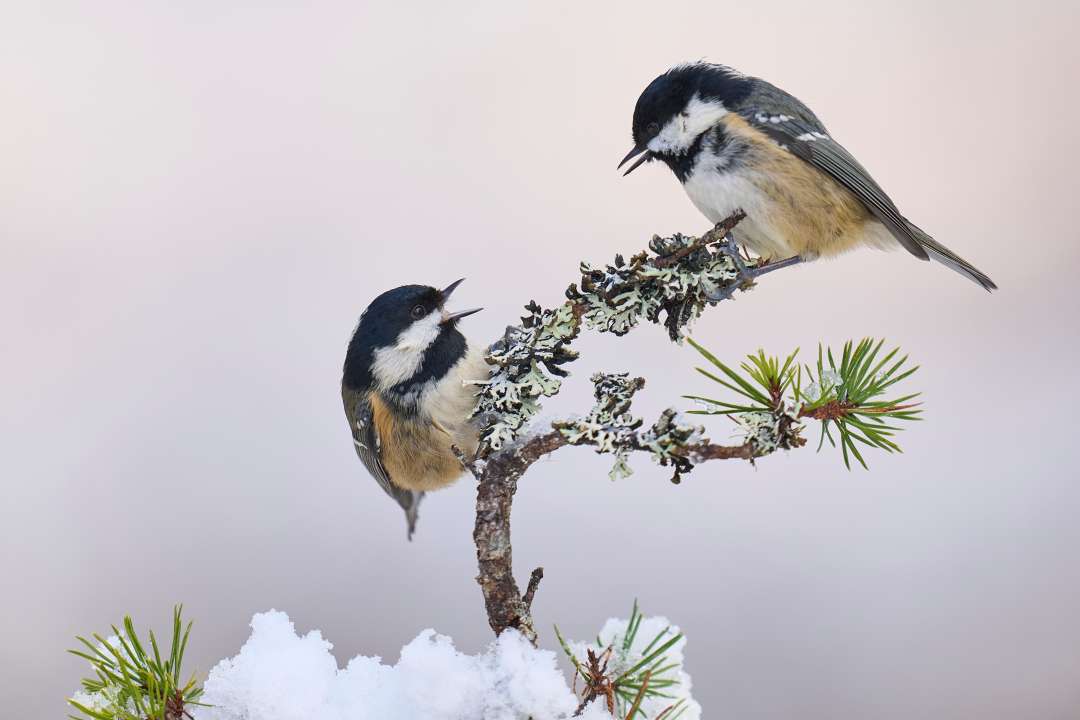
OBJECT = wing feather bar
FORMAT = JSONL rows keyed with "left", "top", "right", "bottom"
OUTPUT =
{"left": 751, "top": 113, "right": 930, "bottom": 260}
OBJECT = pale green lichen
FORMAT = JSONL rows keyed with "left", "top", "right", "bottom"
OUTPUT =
{"left": 732, "top": 403, "right": 805, "bottom": 456}
{"left": 553, "top": 373, "right": 707, "bottom": 482}
{"left": 473, "top": 226, "right": 758, "bottom": 454}
{"left": 571, "top": 233, "right": 759, "bottom": 341}
{"left": 639, "top": 408, "right": 706, "bottom": 473}
{"left": 473, "top": 300, "right": 581, "bottom": 450}
{"left": 555, "top": 373, "right": 644, "bottom": 479}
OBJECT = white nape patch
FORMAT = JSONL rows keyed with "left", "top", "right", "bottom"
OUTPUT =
{"left": 795, "top": 131, "right": 829, "bottom": 141}
{"left": 371, "top": 310, "right": 442, "bottom": 390}
{"left": 648, "top": 94, "right": 728, "bottom": 156}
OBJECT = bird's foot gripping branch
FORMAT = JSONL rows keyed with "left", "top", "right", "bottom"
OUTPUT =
{"left": 466, "top": 210, "right": 923, "bottom": 642}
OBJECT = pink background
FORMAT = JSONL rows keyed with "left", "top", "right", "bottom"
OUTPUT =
{"left": 3, "top": 1, "right": 1078, "bottom": 717}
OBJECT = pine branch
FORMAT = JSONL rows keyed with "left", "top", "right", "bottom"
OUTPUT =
{"left": 472, "top": 211, "right": 766, "bottom": 453}
{"left": 466, "top": 211, "right": 922, "bottom": 644}
{"left": 468, "top": 212, "right": 783, "bottom": 642}
{"left": 67, "top": 606, "right": 204, "bottom": 720}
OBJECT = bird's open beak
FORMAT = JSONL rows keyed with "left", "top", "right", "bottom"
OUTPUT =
{"left": 440, "top": 278, "right": 482, "bottom": 324}
{"left": 617, "top": 143, "right": 652, "bottom": 176}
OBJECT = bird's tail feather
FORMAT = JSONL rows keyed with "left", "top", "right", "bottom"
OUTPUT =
{"left": 393, "top": 488, "right": 423, "bottom": 541}
{"left": 904, "top": 219, "right": 997, "bottom": 291}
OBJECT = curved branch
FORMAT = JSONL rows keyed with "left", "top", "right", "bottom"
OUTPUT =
{"left": 469, "top": 211, "right": 799, "bottom": 643}
{"left": 470, "top": 432, "right": 564, "bottom": 643}
{"left": 470, "top": 423, "right": 754, "bottom": 641}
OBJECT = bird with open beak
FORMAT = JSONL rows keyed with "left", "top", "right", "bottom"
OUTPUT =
{"left": 342, "top": 279, "right": 487, "bottom": 538}
{"left": 619, "top": 62, "right": 995, "bottom": 290}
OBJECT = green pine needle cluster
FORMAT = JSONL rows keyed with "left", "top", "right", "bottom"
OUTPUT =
{"left": 556, "top": 601, "right": 690, "bottom": 719}
{"left": 800, "top": 339, "right": 923, "bottom": 467}
{"left": 686, "top": 337, "right": 922, "bottom": 468}
{"left": 68, "top": 605, "right": 204, "bottom": 720}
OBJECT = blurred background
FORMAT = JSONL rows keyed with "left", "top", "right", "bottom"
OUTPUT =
{"left": 3, "top": 1, "right": 1079, "bottom": 717}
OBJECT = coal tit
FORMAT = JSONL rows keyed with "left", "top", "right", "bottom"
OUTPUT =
{"left": 342, "top": 280, "right": 487, "bottom": 538}
{"left": 620, "top": 62, "right": 996, "bottom": 290}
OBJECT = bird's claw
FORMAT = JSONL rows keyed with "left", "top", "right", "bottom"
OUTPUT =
{"left": 704, "top": 233, "right": 757, "bottom": 302}
{"left": 749, "top": 255, "right": 803, "bottom": 278}
{"left": 705, "top": 241, "right": 802, "bottom": 302}
{"left": 721, "top": 233, "right": 755, "bottom": 283}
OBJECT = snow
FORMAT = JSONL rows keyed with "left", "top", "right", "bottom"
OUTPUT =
{"left": 195, "top": 611, "right": 620, "bottom": 720}
{"left": 68, "top": 636, "right": 144, "bottom": 718}
{"left": 571, "top": 615, "right": 702, "bottom": 720}
{"left": 71, "top": 687, "right": 135, "bottom": 717}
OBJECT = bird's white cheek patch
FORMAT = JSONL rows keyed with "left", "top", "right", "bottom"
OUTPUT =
{"left": 648, "top": 94, "right": 729, "bottom": 156}
{"left": 371, "top": 311, "right": 442, "bottom": 389}
{"left": 650, "top": 116, "right": 689, "bottom": 155}
{"left": 396, "top": 311, "right": 442, "bottom": 351}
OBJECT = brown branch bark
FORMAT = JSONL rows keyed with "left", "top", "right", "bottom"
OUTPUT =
{"left": 472, "top": 431, "right": 565, "bottom": 643}
{"left": 650, "top": 209, "right": 746, "bottom": 269}
{"left": 522, "top": 567, "right": 544, "bottom": 611}
{"left": 470, "top": 210, "right": 790, "bottom": 645}
{"left": 472, "top": 428, "right": 753, "bottom": 643}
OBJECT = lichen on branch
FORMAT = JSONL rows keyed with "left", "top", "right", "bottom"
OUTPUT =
{"left": 467, "top": 211, "right": 923, "bottom": 645}
{"left": 472, "top": 211, "right": 756, "bottom": 453}
{"left": 478, "top": 301, "right": 582, "bottom": 451}
{"left": 553, "top": 373, "right": 706, "bottom": 483}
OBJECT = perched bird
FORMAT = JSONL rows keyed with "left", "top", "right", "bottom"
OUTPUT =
{"left": 342, "top": 279, "right": 488, "bottom": 538}
{"left": 619, "top": 63, "right": 996, "bottom": 290}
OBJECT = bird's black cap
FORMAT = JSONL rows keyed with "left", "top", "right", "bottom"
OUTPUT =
{"left": 343, "top": 281, "right": 481, "bottom": 394}
{"left": 354, "top": 284, "right": 441, "bottom": 350}
{"left": 620, "top": 63, "right": 753, "bottom": 175}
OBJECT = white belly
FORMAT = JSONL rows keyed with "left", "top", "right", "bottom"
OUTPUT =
{"left": 425, "top": 345, "right": 489, "bottom": 453}
{"left": 681, "top": 165, "right": 796, "bottom": 260}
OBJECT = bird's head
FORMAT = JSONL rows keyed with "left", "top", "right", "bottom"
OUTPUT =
{"left": 619, "top": 63, "right": 752, "bottom": 176}
{"left": 343, "top": 279, "right": 482, "bottom": 398}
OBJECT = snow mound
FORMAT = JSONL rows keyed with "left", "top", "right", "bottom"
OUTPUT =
{"left": 195, "top": 611, "right": 614, "bottom": 720}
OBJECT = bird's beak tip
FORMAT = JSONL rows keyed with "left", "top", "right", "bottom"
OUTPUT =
{"left": 618, "top": 144, "right": 651, "bottom": 176}
{"left": 440, "top": 279, "right": 480, "bottom": 323}
{"left": 442, "top": 307, "right": 483, "bottom": 324}
{"left": 441, "top": 278, "right": 466, "bottom": 299}
{"left": 617, "top": 144, "right": 642, "bottom": 169}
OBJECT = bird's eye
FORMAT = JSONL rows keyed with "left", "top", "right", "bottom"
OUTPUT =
{"left": 647, "top": 121, "right": 660, "bottom": 135}
{"left": 410, "top": 305, "right": 426, "bottom": 319}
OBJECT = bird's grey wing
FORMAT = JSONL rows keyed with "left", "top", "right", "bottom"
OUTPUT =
{"left": 342, "top": 385, "right": 423, "bottom": 539}
{"left": 739, "top": 80, "right": 930, "bottom": 260}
